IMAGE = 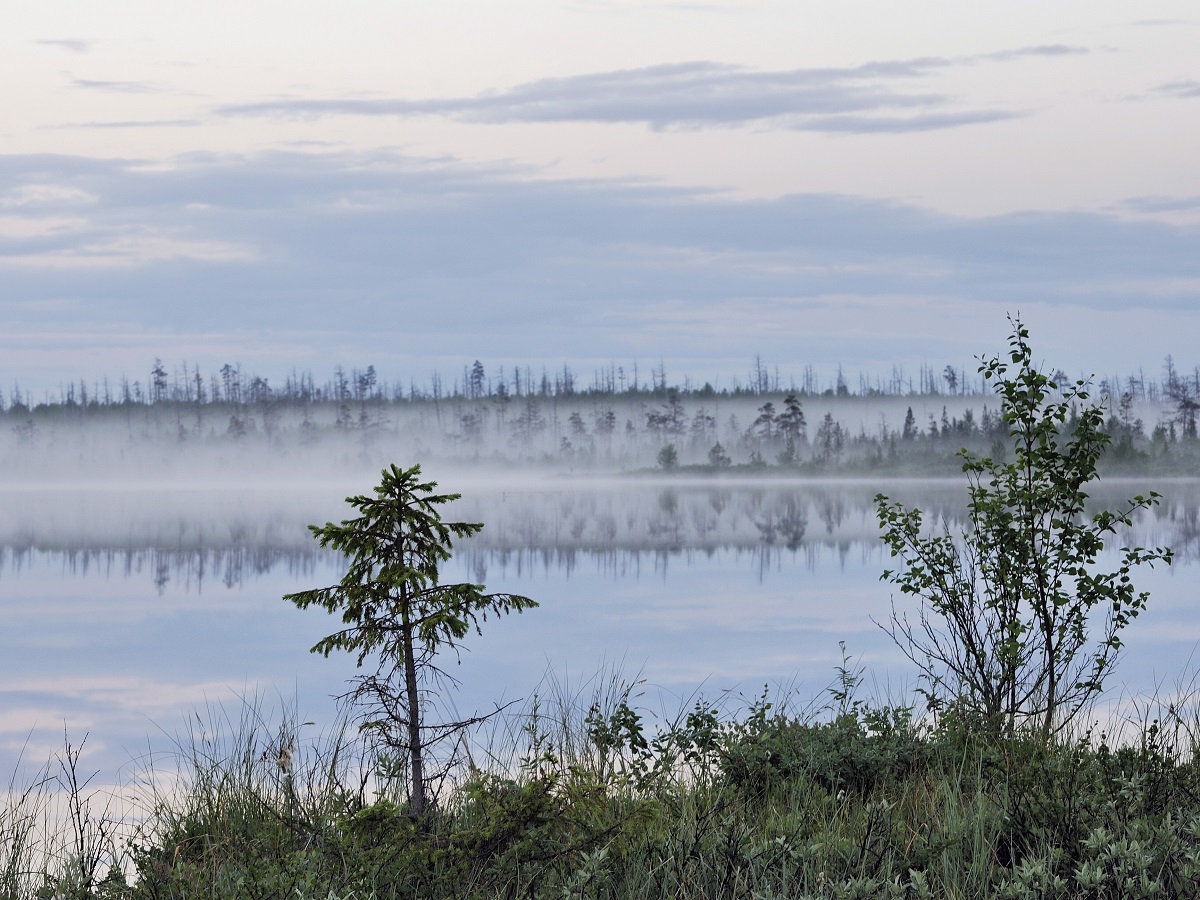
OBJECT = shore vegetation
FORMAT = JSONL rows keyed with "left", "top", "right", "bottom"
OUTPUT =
{"left": 2, "top": 321, "right": 1191, "bottom": 898}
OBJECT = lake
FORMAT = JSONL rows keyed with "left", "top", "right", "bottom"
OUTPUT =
{"left": 2, "top": 475, "right": 1197, "bottom": 787}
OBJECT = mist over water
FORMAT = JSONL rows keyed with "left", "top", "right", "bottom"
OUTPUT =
{"left": 2, "top": 475, "right": 1197, "bottom": 786}
{"left": 5, "top": 387, "right": 1172, "bottom": 483}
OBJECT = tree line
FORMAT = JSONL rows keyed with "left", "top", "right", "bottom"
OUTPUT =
{"left": 4, "top": 352, "right": 1195, "bottom": 412}
{"left": 5, "top": 354, "right": 1200, "bottom": 475}
{"left": 4, "top": 354, "right": 1128, "bottom": 413}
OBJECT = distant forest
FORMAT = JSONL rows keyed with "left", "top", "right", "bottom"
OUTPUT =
{"left": 2, "top": 355, "right": 1199, "bottom": 477}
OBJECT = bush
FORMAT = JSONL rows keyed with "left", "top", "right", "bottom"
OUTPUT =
{"left": 877, "top": 318, "right": 1172, "bottom": 739}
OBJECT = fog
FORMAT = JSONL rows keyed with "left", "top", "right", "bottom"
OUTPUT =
{"left": 1, "top": 390, "right": 1131, "bottom": 482}
{"left": 2, "top": 395, "right": 1196, "bottom": 796}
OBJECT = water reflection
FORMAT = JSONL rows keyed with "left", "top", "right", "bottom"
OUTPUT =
{"left": 2, "top": 479, "right": 1197, "bottom": 788}
{"left": 1, "top": 479, "right": 1196, "bottom": 590}
{"left": 0, "top": 545, "right": 328, "bottom": 594}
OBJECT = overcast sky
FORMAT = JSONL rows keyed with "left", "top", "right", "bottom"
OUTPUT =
{"left": 3, "top": 1, "right": 1199, "bottom": 397}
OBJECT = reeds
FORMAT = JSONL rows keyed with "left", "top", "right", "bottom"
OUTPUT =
{"left": 125, "top": 692, "right": 363, "bottom": 897}
{"left": 0, "top": 731, "right": 126, "bottom": 900}
{"left": 0, "top": 745, "right": 51, "bottom": 899}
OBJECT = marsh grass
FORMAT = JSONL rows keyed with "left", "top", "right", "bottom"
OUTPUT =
{"left": 9, "top": 667, "right": 1200, "bottom": 898}
{"left": 122, "top": 693, "right": 367, "bottom": 898}
{"left": 0, "top": 746, "right": 52, "bottom": 899}
{"left": 0, "top": 732, "right": 128, "bottom": 900}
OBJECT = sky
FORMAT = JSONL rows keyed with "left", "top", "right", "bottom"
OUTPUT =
{"left": 2, "top": 1, "right": 1199, "bottom": 397}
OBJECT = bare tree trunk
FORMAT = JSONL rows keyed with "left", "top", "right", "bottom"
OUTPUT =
{"left": 401, "top": 619, "right": 425, "bottom": 819}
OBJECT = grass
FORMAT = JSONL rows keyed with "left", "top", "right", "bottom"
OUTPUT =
{"left": 9, "top": 667, "right": 1200, "bottom": 899}
{"left": 0, "top": 732, "right": 129, "bottom": 900}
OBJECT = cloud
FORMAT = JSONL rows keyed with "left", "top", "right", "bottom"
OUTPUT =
{"left": 796, "top": 110, "right": 1022, "bottom": 133}
{"left": 1, "top": 674, "right": 237, "bottom": 717}
{"left": 977, "top": 44, "right": 1090, "bottom": 62}
{"left": 36, "top": 38, "right": 92, "bottom": 54}
{"left": 1120, "top": 195, "right": 1200, "bottom": 213}
{"left": 217, "top": 60, "right": 944, "bottom": 129}
{"left": 0, "top": 232, "right": 257, "bottom": 269}
{"left": 0, "top": 183, "right": 98, "bottom": 209}
{"left": 1152, "top": 80, "right": 1200, "bottom": 99}
{"left": 0, "top": 148, "right": 1194, "bottom": 297}
{"left": 217, "top": 50, "right": 1061, "bottom": 134}
{"left": 72, "top": 78, "right": 158, "bottom": 94}
{"left": 0, "top": 149, "right": 1196, "bottom": 385}
{"left": 0, "top": 213, "right": 87, "bottom": 238}
{"left": 49, "top": 119, "right": 203, "bottom": 130}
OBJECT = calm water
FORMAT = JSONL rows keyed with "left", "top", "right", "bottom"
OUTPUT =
{"left": 2, "top": 476, "right": 1197, "bottom": 782}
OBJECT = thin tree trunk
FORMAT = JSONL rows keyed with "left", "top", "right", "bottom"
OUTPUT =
{"left": 401, "top": 618, "right": 425, "bottom": 819}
